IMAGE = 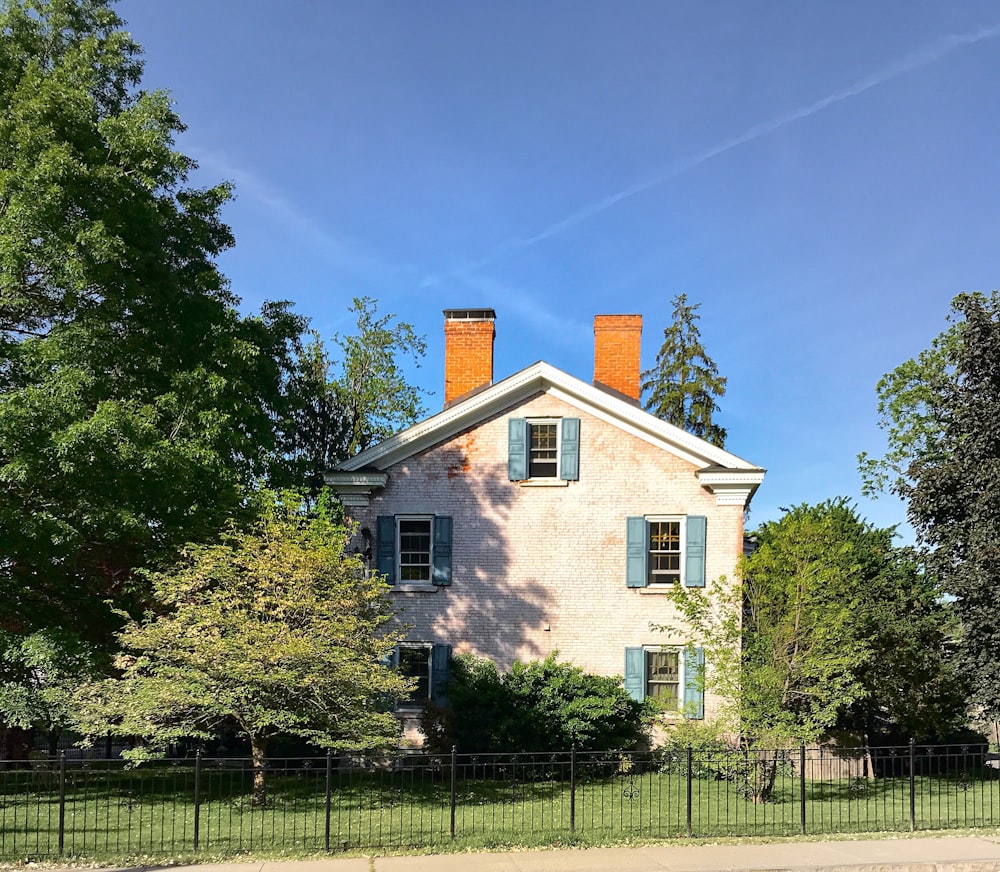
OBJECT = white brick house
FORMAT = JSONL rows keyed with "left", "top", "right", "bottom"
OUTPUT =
{"left": 326, "top": 309, "right": 764, "bottom": 731}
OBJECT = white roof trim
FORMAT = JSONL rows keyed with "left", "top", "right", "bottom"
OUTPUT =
{"left": 334, "top": 362, "right": 762, "bottom": 474}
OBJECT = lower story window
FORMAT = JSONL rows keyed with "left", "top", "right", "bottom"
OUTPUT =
{"left": 646, "top": 650, "right": 680, "bottom": 709}
{"left": 397, "top": 644, "right": 431, "bottom": 707}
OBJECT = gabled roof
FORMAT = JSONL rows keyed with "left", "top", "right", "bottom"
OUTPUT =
{"left": 330, "top": 362, "right": 764, "bottom": 505}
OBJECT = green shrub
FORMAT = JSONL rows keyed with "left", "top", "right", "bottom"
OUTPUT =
{"left": 422, "top": 653, "right": 652, "bottom": 754}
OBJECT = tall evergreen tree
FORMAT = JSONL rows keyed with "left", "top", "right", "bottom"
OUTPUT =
{"left": 641, "top": 294, "right": 727, "bottom": 447}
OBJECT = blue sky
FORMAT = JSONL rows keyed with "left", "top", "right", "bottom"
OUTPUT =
{"left": 117, "top": 0, "right": 1000, "bottom": 537}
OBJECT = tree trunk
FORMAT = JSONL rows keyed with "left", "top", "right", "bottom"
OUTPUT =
{"left": 754, "top": 751, "right": 778, "bottom": 804}
{"left": 250, "top": 736, "right": 269, "bottom": 807}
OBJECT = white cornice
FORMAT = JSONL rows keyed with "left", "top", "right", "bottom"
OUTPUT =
{"left": 332, "top": 362, "right": 764, "bottom": 477}
{"left": 323, "top": 471, "right": 388, "bottom": 507}
{"left": 696, "top": 469, "right": 766, "bottom": 507}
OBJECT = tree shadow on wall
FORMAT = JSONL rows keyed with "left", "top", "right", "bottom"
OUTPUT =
{"left": 383, "top": 442, "right": 555, "bottom": 671}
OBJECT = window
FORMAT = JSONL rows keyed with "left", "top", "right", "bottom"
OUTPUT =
{"left": 626, "top": 515, "right": 706, "bottom": 588}
{"left": 648, "top": 519, "right": 682, "bottom": 584}
{"left": 397, "top": 644, "right": 431, "bottom": 707}
{"left": 398, "top": 517, "right": 432, "bottom": 582}
{"left": 389, "top": 642, "right": 452, "bottom": 709}
{"left": 507, "top": 417, "right": 580, "bottom": 481}
{"left": 624, "top": 646, "right": 704, "bottom": 718}
{"left": 376, "top": 515, "right": 453, "bottom": 587}
{"left": 528, "top": 420, "right": 559, "bottom": 478}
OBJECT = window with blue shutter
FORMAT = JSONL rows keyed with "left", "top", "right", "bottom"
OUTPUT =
{"left": 430, "top": 643, "right": 452, "bottom": 704}
{"left": 685, "top": 516, "right": 707, "bottom": 588}
{"left": 432, "top": 516, "right": 453, "bottom": 586}
{"left": 508, "top": 418, "right": 528, "bottom": 480}
{"left": 683, "top": 647, "right": 705, "bottom": 719}
{"left": 624, "top": 647, "right": 645, "bottom": 701}
{"left": 626, "top": 515, "right": 708, "bottom": 588}
{"left": 560, "top": 417, "right": 580, "bottom": 480}
{"left": 626, "top": 517, "right": 647, "bottom": 587}
{"left": 376, "top": 516, "right": 396, "bottom": 584}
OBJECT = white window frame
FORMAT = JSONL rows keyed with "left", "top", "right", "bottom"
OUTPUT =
{"left": 646, "top": 515, "right": 686, "bottom": 587}
{"left": 396, "top": 515, "right": 434, "bottom": 584}
{"left": 395, "top": 642, "right": 433, "bottom": 710}
{"left": 643, "top": 645, "right": 685, "bottom": 710}
{"left": 526, "top": 418, "right": 562, "bottom": 480}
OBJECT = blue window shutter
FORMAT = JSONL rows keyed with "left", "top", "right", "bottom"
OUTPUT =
{"left": 432, "top": 516, "right": 453, "bottom": 586}
{"left": 508, "top": 418, "right": 528, "bottom": 480}
{"left": 376, "top": 515, "right": 396, "bottom": 585}
{"left": 626, "top": 517, "right": 648, "bottom": 587}
{"left": 560, "top": 417, "right": 580, "bottom": 480}
{"left": 685, "top": 515, "right": 707, "bottom": 588}
{"left": 624, "top": 647, "right": 645, "bottom": 701}
{"left": 431, "top": 643, "right": 452, "bottom": 704}
{"left": 684, "top": 647, "right": 705, "bottom": 719}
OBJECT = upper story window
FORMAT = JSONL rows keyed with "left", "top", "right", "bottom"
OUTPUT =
{"left": 648, "top": 519, "right": 682, "bottom": 584}
{"left": 626, "top": 515, "right": 706, "bottom": 589}
{"left": 376, "top": 515, "right": 453, "bottom": 588}
{"left": 398, "top": 517, "right": 432, "bottom": 582}
{"left": 508, "top": 417, "right": 580, "bottom": 482}
{"left": 528, "top": 420, "right": 559, "bottom": 478}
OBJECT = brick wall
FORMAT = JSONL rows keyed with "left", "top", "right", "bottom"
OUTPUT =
{"left": 444, "top": 318, "right": 495, "bottom": 404}
{"left": 593, "top": 314, "right": 642, "bottom": 400}
{"left": 347, "top": 393, "right": 745, "bottom": 725}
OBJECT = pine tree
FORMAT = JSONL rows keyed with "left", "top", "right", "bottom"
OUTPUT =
{"left": 641, "top": 294, "right": 727, "bottom": 447}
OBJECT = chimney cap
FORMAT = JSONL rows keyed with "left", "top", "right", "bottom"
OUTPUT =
{"left": 443, "top": 308, "right": 496, "bottom": 321}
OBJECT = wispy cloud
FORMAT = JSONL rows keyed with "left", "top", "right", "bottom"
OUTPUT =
{"left": 190, "top": 147, "right": 409, "bottom": 283}
{"left": 422, "top": 24, "right": 1000, "bottom": 289}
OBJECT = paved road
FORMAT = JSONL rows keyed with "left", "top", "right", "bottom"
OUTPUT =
{"left": 75, "top": 834, "right": 1000, "bottom": 872}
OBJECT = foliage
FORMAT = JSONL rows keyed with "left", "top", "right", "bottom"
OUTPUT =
{"left": 331, "top": 296, "right": 428, "bottom": 458}
{"left": 0, "top": 0, "right": 306, "bottom": 641}
{"left": 73, "top": 492, "right": 408, "bottom": 803}
{"left": 902, "top": 292, "right": 1000, "bottom": 719}
{"left": 641, "top": 293, "right": 727, "bottom": 447}
{"left": 663, "top": 500, "right": 965, "bottom": 799}
{"left": 422, "top": 654, "right": 651, "bottom": 754}
{"left": 0, "top": 628, "right": 106, "bottom": 744}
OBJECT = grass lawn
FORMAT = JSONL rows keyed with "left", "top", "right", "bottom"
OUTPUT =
{"left": 2, "top": 759, "right": 998, "bottom": 862}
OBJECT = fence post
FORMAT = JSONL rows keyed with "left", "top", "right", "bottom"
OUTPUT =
{"left": 799, "top": 743, "right": 807, "bottom": 835}
{"left": 193, "top": 750, "right": 202, "bottom": 851}
{"left": 57, "top": 750, "right": 66, "bottom": 856}
{"left": 450, "top": 745, "right": 457, "bottom": 840}
{"left": 569, "top": 745, "right": 576, "bottom": 833}
{"left": 324, "top": 750, "right": 333, "bottom": 853}
{"left": 686, "top": 744, "right": 693, "bottom": 838}
{"left": 909, "top": 738, "right": 916, "bottom": 832}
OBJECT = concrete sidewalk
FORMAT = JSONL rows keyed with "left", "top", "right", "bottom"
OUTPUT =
{"left": 99, "top": 834, "right": 1000, "bottom": 872}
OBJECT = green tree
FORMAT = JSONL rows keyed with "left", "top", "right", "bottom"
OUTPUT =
{"left": 641, "top": 293, "right": 727, "bottom": 447}
{"left": 74, "top": 493, "right": 408, "bottom": 805}
{"left": 0, "top": 0, "right": 306, "bottom": 639}
{"left": 0, "top": 628, "right": 106, "bottom": 752}
{"left": 665, "top": 500, "right": 963, "bottom": 801}
{"left": 901, "top": 292, "right": 1000, "bottom": 718}
{"left": 332, "top": 296, "right": 428, "bottom": 457}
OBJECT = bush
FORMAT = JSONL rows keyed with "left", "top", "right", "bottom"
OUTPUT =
{"left": 422, "top": 653, "right": 652, "bottom": 754}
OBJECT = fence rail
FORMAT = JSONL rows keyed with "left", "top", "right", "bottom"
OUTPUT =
{"left": 0, "top": 742, "right": 995, "bottom": 860}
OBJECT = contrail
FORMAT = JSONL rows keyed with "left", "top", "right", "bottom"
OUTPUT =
{"left": 422, "top": 24, "right": 1000, "bottom": 288}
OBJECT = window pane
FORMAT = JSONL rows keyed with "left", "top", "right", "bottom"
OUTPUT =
{"left": 646, "top": 650, "right": 680, "bottom": 708}
{"left": 528, "top": 422, "right": 558, "bottom": 477}
{"left": 398, "top": 518, "right": 431, "bottom": 581}
{"left": 398, "top": 647, "right": 431, "bottom": 705}
{"left": 648, "top": 520, "right": 681, "bottom": 583}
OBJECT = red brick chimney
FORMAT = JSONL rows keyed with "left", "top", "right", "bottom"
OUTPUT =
{"left": 593, "top": 314, "right": 642, "bottom": 401}
{"left": 443, "top": 308, "right": 496, "bottom": 406}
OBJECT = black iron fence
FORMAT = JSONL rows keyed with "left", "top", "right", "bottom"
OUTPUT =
{"left": 0, "top": 742, "right": 996, "bottom": 860}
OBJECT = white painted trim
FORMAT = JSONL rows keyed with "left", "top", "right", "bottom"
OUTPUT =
{"left": 333, "top": 362, "right": 762, "bottom": 475}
